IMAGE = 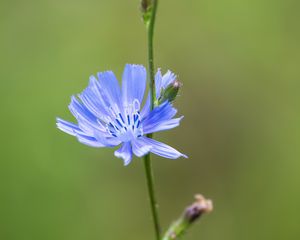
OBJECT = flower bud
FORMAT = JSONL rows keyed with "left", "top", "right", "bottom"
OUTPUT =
{"left": 140, "top": 0, "right": 153, "bottom": 25}
{"left": 163, "top": 194, "right": 213, "bottom": 239}
{"left": 184, "top": 194, "right": 213, "bottom": 223}
{"left": 158, "top": 80, "right": 182, "bottom": 104}
{"left": 140, "top": 0, "right": 152, "bottom": 13}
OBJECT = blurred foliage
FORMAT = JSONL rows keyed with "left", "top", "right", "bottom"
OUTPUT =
{"left": 0, "top": 0, "right": 300, "bottom": 239}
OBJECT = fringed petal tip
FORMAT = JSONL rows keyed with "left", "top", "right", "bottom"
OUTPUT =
{"left": 126, "top": 63, "right": 145, "bottom": 68}
{"left": 56, "top": 117, "right": 79, "bottom": 136}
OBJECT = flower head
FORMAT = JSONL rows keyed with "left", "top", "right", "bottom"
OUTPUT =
{"left": 56, "top": 64, "right": 187, "bottom": 165}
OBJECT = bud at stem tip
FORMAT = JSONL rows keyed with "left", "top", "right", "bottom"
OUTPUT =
{"left": 184, "top": 194, "right": 213, "bottom": 223}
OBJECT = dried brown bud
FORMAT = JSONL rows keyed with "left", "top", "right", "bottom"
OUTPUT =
{"left": 184, "top": 194, "right": 213, "bottom": 223}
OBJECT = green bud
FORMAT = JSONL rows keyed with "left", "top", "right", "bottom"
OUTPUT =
{"left": 140, "top": 0, "right": 152, "bottom": 25}
{"left": 158, "top": 80, "right": 182, "bottom": 104}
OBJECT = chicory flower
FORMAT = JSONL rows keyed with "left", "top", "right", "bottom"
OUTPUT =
{"left": 57, "top": 64, "right": 187, "bottom": 165}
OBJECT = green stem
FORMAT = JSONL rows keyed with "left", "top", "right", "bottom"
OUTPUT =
{"left": 143, "top": 0, "right": 160, "bottom": 239}
{"left": 143, "top": 151, "right": 160, "bottom": 240}
{"left": 147, "top": 0, "right": 158, "bottom": 109}
{"left": 162, "top": 217, "right": 190, "bottom": 240}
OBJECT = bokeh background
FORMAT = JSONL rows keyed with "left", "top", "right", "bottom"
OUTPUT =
{"left": 1, "top": 0, "right": 300, "bottom": 239}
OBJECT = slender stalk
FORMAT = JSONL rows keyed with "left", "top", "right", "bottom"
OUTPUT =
{"left": 143, "top": 152, "right": 160, "bottom": 240}
{"left": 143, "top": 0, "right": 160, "bottom": 239}
{"left": 147, "top": 0, "right": 158, "bottom": 109}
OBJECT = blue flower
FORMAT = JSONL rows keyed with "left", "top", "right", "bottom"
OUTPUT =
{"left": 56, "top": 64, "right": 187, "bottom": 165}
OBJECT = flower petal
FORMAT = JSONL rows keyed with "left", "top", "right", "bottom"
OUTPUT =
{"left": 57, "top": 117, "right": 116, "bottom": 147}
{"left": 68, "top": 96, "right": 108, "bottom": 135}
{"left": 75, "top": 133, "right": 106, "bottom": 147}
{"left": 78, "top": 76, "right": 111, "bottom": 118}
{"left": 69, "top": 96, "right": 97, "bottom": 126}
{"left": 56, "top": 118, "right": 82, "bottom": 136}
{"left": 93, "top": 130, "right": 121, "bottom": 147}
{"left": 162, "top": 70, "right": 176, "bottom": 88}
{"left": 155, "top": 69, "right": 163, "bottom": 99}
{"left": 114, "top": 142, "right": 132, "bottom": 166}
{"left": 97, "top": 71, "right": 122, "bottom": 111}
{"left": 131, "top": 139, "right": 152, "bottom": 157}
{"left": 142, "top": 101, "right": 177, "bottom": 126}
{"left": 122, "top": 64, "right": 147, "bottom": 105}
{"left": 141, "top": 94, "right": 150, "bottom": 119}
{"left": 155, "top": 69, "right": 176, "bottom": 99}
{"left": 143, "top": 116, "right": 184, "bottom": 134}
{"left": 140, "top": 137, "right": 187, "bottom": 159}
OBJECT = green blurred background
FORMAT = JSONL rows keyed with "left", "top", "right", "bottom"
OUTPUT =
{"left": 1, "top": 0, "right": 300, "bottom": 239}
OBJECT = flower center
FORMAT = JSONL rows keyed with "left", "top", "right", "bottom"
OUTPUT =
{"left": 105, "top": 99, "right": 143, "bottom": 142}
